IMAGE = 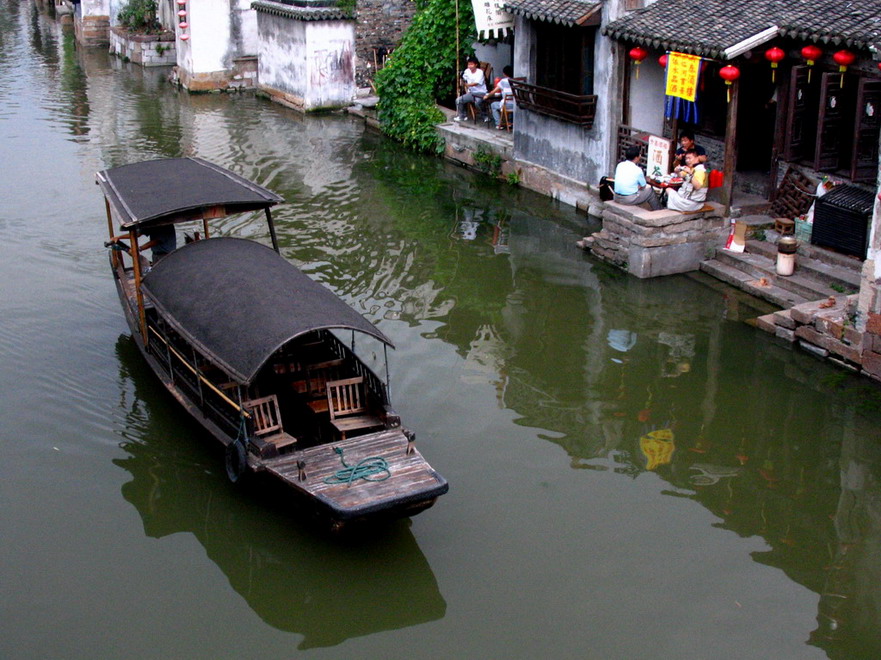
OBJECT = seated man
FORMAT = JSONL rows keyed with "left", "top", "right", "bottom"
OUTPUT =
{"left": 454, "top": 57, "right": 487, "bottom": 122}
{"left": 108, "top": 224, "right": 177, "bottom": 264}
{"left": 488, "top": 65, "right": 515, "bottom": 129}
{"left": 672, "top": 131, "right": 707, "bottom": 168}
{"left": 666, "top": 149, "right": 708, "bottom": 212}
{"left": 613, "top": 145, "right": 661, "bottom": 210}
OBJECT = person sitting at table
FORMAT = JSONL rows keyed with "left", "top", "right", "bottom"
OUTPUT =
{"left": 454, "top": 57, "right": 487, "bottom": 122}
{"left": 666, "top": 149, "right": 707, "bottom": 212}
{"left": 672, "top": 131, "right": 707, "bottom": 168}
{"left": 613, "top": 145, "right": 661, "bottom": 210}
{"left": 488, "top": 65, "right": 514, "bottom": 129}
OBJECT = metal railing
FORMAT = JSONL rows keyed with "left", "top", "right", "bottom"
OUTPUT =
{"left": 510, "top": 80, "right": 598, "bottom": 128}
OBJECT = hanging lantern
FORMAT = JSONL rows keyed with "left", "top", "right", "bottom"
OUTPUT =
{"left": 833, "top": 49, "right": 856, "bottom": 87}
{"left": 800, "top": 44, "right": 822, "bottom": 82}
{"left": 178, "top": 9, "right": 187, "bottom": 17}
{"left": 658, "top": 54, "right": 668, "bottom": 68}
{"left": 719, "top": 64, "right": 740, "bottom": 102}
{"left": 629, "top": 46, "right": 648, "bottom": 80}
{"left": 176, "top": 0, "right": 186, "bottom": 5}
{"left": 764, "top": 46, "right": 785, "bottom": 83}
{"left": 179, "top": 21, "right": 188, "bottom": 29}
{"left": 180, "top": 33, "right": 189, "bottom": 41}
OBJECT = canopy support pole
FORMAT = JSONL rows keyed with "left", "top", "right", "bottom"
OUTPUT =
{"left": 130, "top": 229, "right": 149, "bottom": 345}
{"left": 721, "top": 80, "right": 740, "bottom": 216}
{"left": 265, "top": 209, "right": 280, "bottom": 253}
{"left": 384, "top": 344, "right": 390, "bottom": 399}
{"left": 104, "top": 197, "right": 118, "bottom": 269}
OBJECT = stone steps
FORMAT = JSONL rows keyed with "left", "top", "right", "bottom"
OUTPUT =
{"left": 699, "top": 236, "right": 862, "bottom": 309}
{"left": 699, "top": 258, "right": 810, "bottom": 308}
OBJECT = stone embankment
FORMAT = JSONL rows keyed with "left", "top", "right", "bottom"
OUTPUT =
{"left": 579, "top": 200, "right": 726, "bottom": 278}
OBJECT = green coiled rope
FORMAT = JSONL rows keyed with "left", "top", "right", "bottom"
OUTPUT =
{"left": 323, "top": 446, "right": 391, "bottom": 486}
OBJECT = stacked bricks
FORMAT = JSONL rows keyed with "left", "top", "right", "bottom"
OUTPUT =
{"left": 109, "top": 28, "right": 176, "bottom": 67}
{"left": 354, "top": 0, "right": 415, "bottom": 87}
{"left": 583, "top": 200, "right": 726, "bottom": 278}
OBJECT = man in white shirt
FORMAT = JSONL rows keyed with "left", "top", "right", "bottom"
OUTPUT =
{"left": 613, "top": 145, "right": 661, "bottom": 210}
{"left": 454, "top": 56, "right": 487, "bottom": 122}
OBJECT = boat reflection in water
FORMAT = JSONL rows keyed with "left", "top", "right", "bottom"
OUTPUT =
{"left": 111, "top": 336, "right": 446, "bottom": 649}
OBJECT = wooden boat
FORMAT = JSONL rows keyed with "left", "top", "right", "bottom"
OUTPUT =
{"left": 97, "top": 157, "right": 447, "bottom": 527}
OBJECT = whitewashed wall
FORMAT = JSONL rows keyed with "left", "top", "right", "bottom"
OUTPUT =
{"left": 82, "top": 0, "right": 109, "bottom": 20}
{"left": 257, "top": 13, "right": 355, "bottom": 111}
{"left": 629, "top": 57, "right": 665, "bottom": 136}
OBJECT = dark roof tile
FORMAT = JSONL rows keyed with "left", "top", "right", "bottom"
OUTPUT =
{"left": 503, "top": 0, "right": 602, "bottom": 27}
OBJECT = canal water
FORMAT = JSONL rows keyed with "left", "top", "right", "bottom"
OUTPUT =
{"left": 3, "top": 5, "right": 881, "bottom": 658}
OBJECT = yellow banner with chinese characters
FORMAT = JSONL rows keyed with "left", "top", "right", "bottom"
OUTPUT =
{"left": 665, "top": 52, "right": 701, "bottom": 102}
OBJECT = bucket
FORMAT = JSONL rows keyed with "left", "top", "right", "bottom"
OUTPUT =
{"left": 777, "top": 236, "right": 797, "bottom": 276}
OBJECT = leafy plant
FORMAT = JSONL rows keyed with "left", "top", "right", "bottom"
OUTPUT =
{"left": 118, "top": 0, "right": 160, "bottom": 33}
{"left": 506, "top": 170, "right": 521, "bottom": 186}
{"left": 473, "top": 149, "right": 502, "bottom": 177}
{"left": 752, "top": 229, "right": 766, "bottom": 242}
{"left": 374, "top": 0, "right": 476, "bottom": 153}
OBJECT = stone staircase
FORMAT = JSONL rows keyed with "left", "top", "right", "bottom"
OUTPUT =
{"left": 700, "top": 233, "right": 862, "bottom": 309}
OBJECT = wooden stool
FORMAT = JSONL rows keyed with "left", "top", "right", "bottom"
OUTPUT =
{"left": 774, "top": 217, "right": 795, "bottom": 235}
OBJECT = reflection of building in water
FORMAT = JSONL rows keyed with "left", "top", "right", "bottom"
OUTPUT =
{"left": 111, "top": 336, "right": 446, "bottom": 650}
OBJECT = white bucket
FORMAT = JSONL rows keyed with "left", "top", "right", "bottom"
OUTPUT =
{"left": 776, "top": 252, "right": 795, "bottom": 276}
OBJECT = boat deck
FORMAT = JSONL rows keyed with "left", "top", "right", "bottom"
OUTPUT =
{"left": 263, "top": 429, "right": 447, "bottom": 519}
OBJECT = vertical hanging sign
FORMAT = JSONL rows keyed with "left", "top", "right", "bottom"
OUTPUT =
{"left": 665, "top": 52, "right": 701, "bottom": 102}
{"left": 470, "top": 0, "right": 514, "bottom": 40}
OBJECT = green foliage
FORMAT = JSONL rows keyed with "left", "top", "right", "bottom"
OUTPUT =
{"left": 752, "top": 229, "right": 766, "bottom": 242}
{"left": 374, "top": 0, "right": 476, "bottom": 154}
{"left": 118, "top": 0, "right": 160, "bottom": 33}
{"left": 337, "top": 0, "right": 357, "bottom": 16}
{"left": 506, "top": 170, "right": 521, "bottom": 186}
{"left": 473, "top": 149, "right": 502, "bottom": 178}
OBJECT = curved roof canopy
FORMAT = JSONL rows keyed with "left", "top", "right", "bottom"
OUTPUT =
{"left": 142, "top": 238, "right": 393, "bottom": 384}
{"left": 97, "top": 158, "right": 283, "bottom": 229}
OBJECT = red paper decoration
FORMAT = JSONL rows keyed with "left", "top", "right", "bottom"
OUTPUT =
{"left": 833, "top": 49, "right": 856, "bottom": 87}
{"left": 801, "top": 44, "right": 822, "bottom": 82}
{"left": 719, "top": 64, "right": 740, "bottom": 103}
{"left": 764, "top": 46, "right": 784, "bottom": 83}
{"left": 658, "top": 54, "right": 668, "bottom": 68}
{"left": 629, "top": 46, "right": 648, "bottom": 80}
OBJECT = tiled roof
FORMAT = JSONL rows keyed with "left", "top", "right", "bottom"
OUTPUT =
{"left": 603, "top": 0, "right": 881, "bottom": 58}
{"left": 503, "top": 0, "right": 602, "bottom": 27}
{"left": 251, "top": 0, "right": 353, "bottom": 21}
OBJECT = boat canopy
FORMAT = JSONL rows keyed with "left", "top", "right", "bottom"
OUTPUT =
{"left": 142, "top": 238, "right": 394, "bottom": 385}
{"left": 96, "top": 158, "right": 283, "bottom": 229}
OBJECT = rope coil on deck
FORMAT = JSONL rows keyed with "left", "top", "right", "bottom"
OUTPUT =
{"left": 323, "top": 447, "right": 391, "bottom": 486}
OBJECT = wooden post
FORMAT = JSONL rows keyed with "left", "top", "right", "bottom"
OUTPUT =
{"left": 721, "top": 81, "right": 740, "bottom": 215}
{"left": 265, "top": 208, "right": 279, "bottom": 252}
{"left": 202, "top": 217, "right": 210, "bottom": 239}
{"left": 104, "top": 198, "right": 118, "bottom": 269}
{"left": 129, "top": 229, "right": 148, "bottom": 344}
{"left": 769, "top": 70, "right": 789, "bottom": 198}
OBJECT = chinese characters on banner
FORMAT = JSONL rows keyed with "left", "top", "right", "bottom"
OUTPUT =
{"left": 665, "top": 52, "right": 701, "bottom": 102}
{"left": 470, "top": 0, "right": 514, "bottom": 39}
{"left": 647, "top": 135, "right": 672, "bottom": 178}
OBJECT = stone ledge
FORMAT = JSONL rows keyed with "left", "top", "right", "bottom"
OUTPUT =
{"left": 603, "top": 200, "right": 724, "bottom": 228}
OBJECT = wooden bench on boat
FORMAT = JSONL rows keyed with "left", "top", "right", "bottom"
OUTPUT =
{"left": 327, "top": 376, "right": 384, "bottom": 440}
{"left": 298, "top": 358, "right": 346, "bottom": 413}
{"left": 243, "top": 394, "right": 298, "bottom": 453}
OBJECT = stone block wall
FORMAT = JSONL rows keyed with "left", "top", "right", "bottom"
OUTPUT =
{"left": 109, "top": 27, "right": 176, "bottom": 66}
{"left": 354, "top": 0, "right": 415, "bottom": 87}
{"left": 584, "top": 201, "right": 726, "bottom": 278}
{"left": 75, "top": 13, "right": 111, "bottom": 47}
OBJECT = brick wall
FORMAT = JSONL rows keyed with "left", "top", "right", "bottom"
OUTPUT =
{"left": 354, "top": 0, "right": 415, "bottom": 87}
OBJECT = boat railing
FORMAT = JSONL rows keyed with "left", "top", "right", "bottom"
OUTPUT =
{"left": 146, "top": 321, "right": 244, "bottom": 437}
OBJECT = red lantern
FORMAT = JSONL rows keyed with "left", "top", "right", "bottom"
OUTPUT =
{"left": 801, "top": 44, "right": 822, "bottom": 82}
{"left": 833, "top": 49, "right": 856, "bottom": 87}
{"left": 180, "top": 34, "right": 189, "bottom": 41}
{"left": 179, "top": 21, "right": 188, "bottom": 29}
{"left": 658, "top": 54, "right": 668, "bottom": 68}
{"left": 629, "top": 46, "right": 648, "bottom": 80}
{"left": 719, "top": 64, "right": 740, "bottom": 102}
{"left": 765, "top": 46, "right": 784, "bottom": 83}
{"left": 178, "top": 9, "right": 187, "bottom": 17}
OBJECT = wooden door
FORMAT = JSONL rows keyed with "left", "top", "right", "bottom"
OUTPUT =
{"left": 784, "top": 66, "right": 813, "bottom": 161}
{"left": 814, "top": 72, "right": 853, "bottom": 171}
{"left": 850, "top": 78, "right": 881, "bottom": 183}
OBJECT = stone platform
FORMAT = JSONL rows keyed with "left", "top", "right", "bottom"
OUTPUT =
{"left": 580, "top": 200, "right": 726, "bottom": 278}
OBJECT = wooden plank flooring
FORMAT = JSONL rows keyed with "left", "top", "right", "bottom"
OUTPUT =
{"left": 262, "top": 429, "right": 446, "bottom": 515}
